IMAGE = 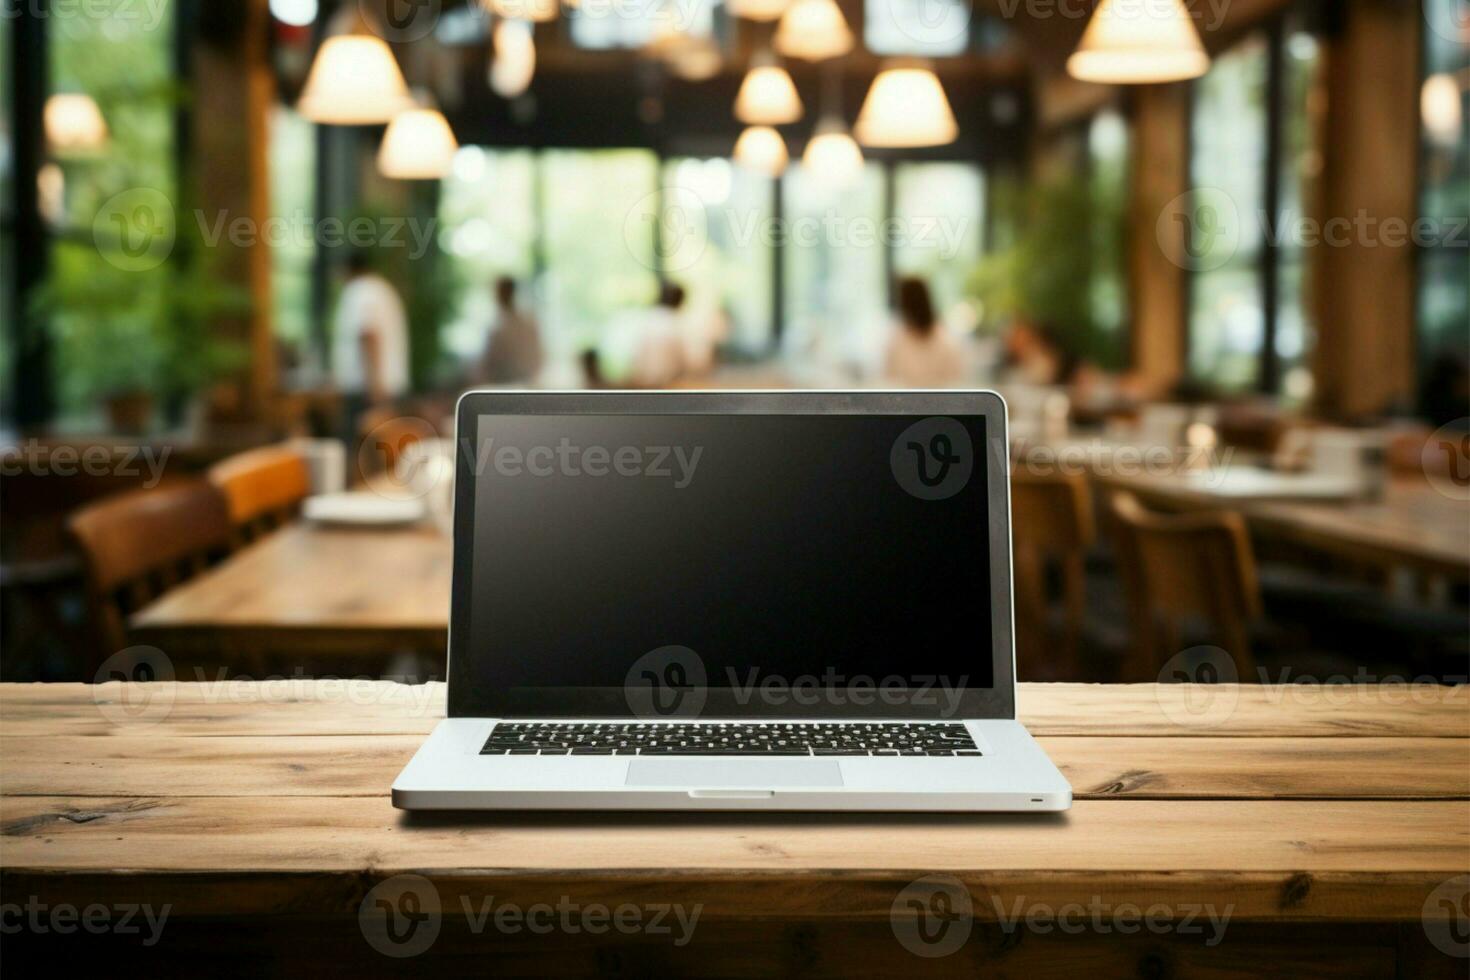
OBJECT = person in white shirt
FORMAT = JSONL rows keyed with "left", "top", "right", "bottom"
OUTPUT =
{"left": 627, "top": 283, "right": 688, "bottom": 388}
{"left": 884, "top": 277, "right": 968, "bottom": 388}
{"left": 479, "top": 276, "right": 543, "bottom": 384}
{"left": 331, "top": 253, "right": 410, "bottom": 437}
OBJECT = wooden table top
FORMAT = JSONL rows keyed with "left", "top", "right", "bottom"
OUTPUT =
{"left": 129, "top": 521, "right": 452, "bottom": 656}
{"left": 1094, "top": 470, "right": 1470, "bottom": 579}
{"left": 3, "top": 681, "right": 1466, "bottom": 927}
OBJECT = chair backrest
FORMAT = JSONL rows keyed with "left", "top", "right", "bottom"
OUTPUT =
{"left": 208, "top": 445, "right": 311, "bottom": 543}
{"left": 1108, "top": 491, "right": 1261, "bottom": 676}
{"left": 1011, "top": 469, "right": 1095, "bottom": 671}
{"left": 68, "top": 480, "right": 232, "bottom": 665}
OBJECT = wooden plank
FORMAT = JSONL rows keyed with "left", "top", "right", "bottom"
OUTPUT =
{"left": 3, "top": 682, "right": 1466, "bottom": 738}
{"left": 128, "top": 523, "right": 452, "bottom": 634}
{"left": 2, "top": 735, "right": 1466, "bottom": 801}
{"left": 1, "top": 797, "right": 1464, "bottom": 921}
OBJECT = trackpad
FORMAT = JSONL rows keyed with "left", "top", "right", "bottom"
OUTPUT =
{"left": 626, "top": 760, "right": 844, "bottom": 788}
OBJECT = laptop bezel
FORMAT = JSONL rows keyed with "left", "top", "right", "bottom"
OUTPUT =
{"left": 446, "top": 390, "right": 1017, "bottom": 720}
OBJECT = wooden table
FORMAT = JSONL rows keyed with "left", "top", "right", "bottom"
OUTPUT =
{"left": 1094, "top": 470, "right": 1470, "bottom": 582}
{"left": 130, "top": 522, "right": 452, "bottom": 664}
{"left": 3, "top": 681, "right": 1466, "bottom": 975}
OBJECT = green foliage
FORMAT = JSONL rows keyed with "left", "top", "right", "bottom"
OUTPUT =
{"left": 970, "top": 170, "right": 1128, "bottom": 370}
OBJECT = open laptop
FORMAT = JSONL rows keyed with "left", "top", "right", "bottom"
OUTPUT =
{"left": 393, "top": 390, "right": 1072, "bottom": 811}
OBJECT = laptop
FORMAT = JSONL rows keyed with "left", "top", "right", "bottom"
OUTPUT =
{"left": 393, "top": 390, "right": 1072, "bottom": 811}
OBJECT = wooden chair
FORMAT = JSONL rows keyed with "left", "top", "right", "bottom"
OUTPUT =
{"left": 1010, "top": 469, "right": 1095, "bottom": 674}
{"left": 1108, "top": 491, "right": 1262, "bottom": 681}
{"left": 208, "top": 445, "right": 311, "bottom": 545}
{"left": 68, "top": 481, "right": 232, "bottom": 671}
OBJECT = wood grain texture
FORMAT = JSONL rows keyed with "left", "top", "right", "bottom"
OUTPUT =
{"left": 2, "top": 682, "right": 1466, "bottom": 737}
{"left": 127, "top": 522, "right": 451, "bottom": 656}
{"left": 2, "top": 735, "right": 1465, "bottom": 801}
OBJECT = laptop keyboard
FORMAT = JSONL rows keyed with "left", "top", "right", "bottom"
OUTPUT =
{"left": 480, "top": 722, "right": 982, "bottom": 756}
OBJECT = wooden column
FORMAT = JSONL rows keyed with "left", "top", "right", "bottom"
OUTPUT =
{"left": 1310, "top": 0, "right": 1421, "bottom": 420}
{"left": 1127, "top": 83, "right": 1191, "bottom": 393}
{"left": 191, "top": 0, "right": 277, "bottom": 420}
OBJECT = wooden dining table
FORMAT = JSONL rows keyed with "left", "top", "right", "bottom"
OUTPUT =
{"left": 129, "top": 520, "right": 452, "bottom": 665}
{"left": 2, "top": 680, "right": 1466, "bottom": 974}
{"left": 1093, "top": 468, "right": 1470, "bottom": 582}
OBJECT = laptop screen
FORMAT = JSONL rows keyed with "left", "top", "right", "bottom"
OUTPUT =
{"left": 457, "top": 412, "right": 997, "bottom": 713}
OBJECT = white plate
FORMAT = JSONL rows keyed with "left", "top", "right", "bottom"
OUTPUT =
{"left": 302, "top": 492, "right": 426, "bottom": 527}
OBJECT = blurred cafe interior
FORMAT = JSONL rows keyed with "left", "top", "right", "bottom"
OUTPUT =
{"left": 0, "top": 0, "right": 1466, "bottom": 686}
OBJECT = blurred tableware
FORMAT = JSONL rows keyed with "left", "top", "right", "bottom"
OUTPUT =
{"left": 302, "top": 492, "right": 425, "bottom": 527}
{"left": 287, "top": 438, "right": 347, "bottom": 496}
{"left": 398, "top": 439, "right": 456, "bottom": 535}
{"left": 1137, "top": 403, "right": 1191, "bottom": 448}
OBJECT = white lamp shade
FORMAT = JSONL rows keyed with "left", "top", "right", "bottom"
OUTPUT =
{"left": 728, "top": 0, "right": 790, "bottom": 22}
{"left": 45, "top": 94, "right": 108, "bottom": 153}
{"left": 774, "top": 0, "right": 854, "bottom": 62}
{"left": 854, "top": 66, "right": 957, "bottom": 148}
{"left": 802, "top": 117, "right": 864, "bottom": 185}
{"left": 377, "top": 108, "right": 460, "bottom": 179}
{"left": 298, "top": 35, "right": 414, "bottom": 124}
{"left": 734, "top": 62, "right": 803, "bottom": 125}
{"left": 490, "top": 20, "right": 537, "bottom": 98}
{"left": 482, "top": 0, "right": 558, "bottom": 22}
{"left": 734, "top": 126, "right": 788, "bottom": 176}
{"left": 1066, "top": 0, "right": 1210, "bottom": 84}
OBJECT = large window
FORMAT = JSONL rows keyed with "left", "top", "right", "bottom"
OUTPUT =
{"left": 1189, "top": 35, "right": 1269, "bottom": 391}
{"left": 437, "top": 147, "right": 537, "bottom": 364}
{"left": 892, "top": 162, "right": 983, "bottom": 330}
{"left": 268, "top": 106, "right": 315, "bottom": 353}
{"left": 660, "top": 157, "right": 775, "bottom": 354}
{"left": 865, "top": 0, "right": 970, "bottom": 57}
{"left": 1275, "top": 29, "right": 1324, "bottom": 402}
{"left": 781, "top": 163, "right": 888, "bottom": 372}
{"left": 47, "top": 0, "right": 178, "bottom": 423}
{"left": 1417, "top": 0, "right": 1470, "bottom": 409}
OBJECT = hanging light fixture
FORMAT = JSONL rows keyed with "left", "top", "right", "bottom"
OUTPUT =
{"left": 378, "top": 98, "right": 460, "bottom": 180}
{"left": 490, "top": 19, "right": 537, "bottom": 98}
{"left": 298, "top": 33, "right": 413, "bottom": 124}
{"left": 734, "top": 126, "right": 788, "bottom": 176}
{"left": 1067, "top": 0, "right": 1210, "bottom": 84}
{"left": 481, "top": 0, "right": 558, "bottom": 22}
{"left": 802, "top": 115, "right": 864, "bottom": 185}
{"left": 727, "top": 0, "right": 791, "bottom": 22}
{"left": 774, "top": 0, "right": 853, "bottom": 62}
{"left": 854, "top": 62, "right": 957, "bottom": 148}
{"left": 734, "top": 51, "right": 803, "bottom": 125}
{"left": 44, "top": 93, "right": 108, "bottom": 153}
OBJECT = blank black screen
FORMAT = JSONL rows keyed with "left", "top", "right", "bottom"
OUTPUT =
{"left": 465, "top": 414, "right": 994, "bottom": 691}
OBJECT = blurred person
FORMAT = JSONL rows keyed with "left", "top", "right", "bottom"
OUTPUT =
{"left": 999, "top": 318, "right": 1072, "bottom": 387}
{"left": 479, "top": 276, "right": 543, "bottom": 385}
{"left": 627, "top": 283, "right": 688, "bottom": 388}
{"left": 884, "top": 277, "right": 968, "bottom": 387}
{"left": 331, "top": 252, "right": 409, "bottom": 442}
